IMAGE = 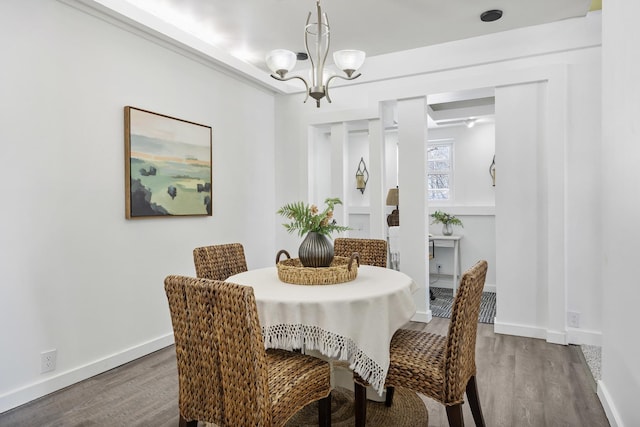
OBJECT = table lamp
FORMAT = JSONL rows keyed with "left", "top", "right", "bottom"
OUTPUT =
{"left": 386, "top": 187, "right": 399, "bottom": 226}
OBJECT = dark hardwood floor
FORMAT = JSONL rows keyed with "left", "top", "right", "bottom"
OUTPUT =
{"left": 0, "top": 317, "right": 609, "bottom": 427}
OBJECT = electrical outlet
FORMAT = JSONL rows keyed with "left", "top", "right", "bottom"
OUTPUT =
{"left": 41, "top": 349, "right": 57, "bottom": 373}
{"left": 568, "top": 311, "right": 580, "bottom": 328}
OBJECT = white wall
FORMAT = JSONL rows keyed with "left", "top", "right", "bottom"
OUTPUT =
{"left": 0, "top": 0, "right": 276, "bottom": 412}
{"left": 309, "top": 128, "right": 332, "bottom": 210}
{"left": 426, "top": 123, "right": 496, "bottom": 288}
{"left": 309, "top": 128, "right": 373, "bottom": 239}
{"left": 347, "top": 130, "right": 372, "bottom": 238}
{"left": 347, "top": 131, "right": 371, "bottom": 209}
{"left": 274, "top": 15, "right": 602, "bottom": 344}
{"left": 599, "top": 2, "right": 640, "bottom": 426}
{"left": 428, "top": 123, "right": 496, "bottom": 207}
{"left": 381, "top": 123, "right": 497, "bottom": 288}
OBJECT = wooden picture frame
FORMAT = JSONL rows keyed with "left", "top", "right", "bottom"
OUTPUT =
{"left": 124, "top": 106, "right": 212, "bottom": 218}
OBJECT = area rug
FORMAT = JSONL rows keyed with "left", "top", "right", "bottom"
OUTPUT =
{"left": 580, "top": 344, "right": 602, "bottom": 381}
{"left": 430, "top": 287, "right": 496, "bottom": 324}
{"left": 285, "top": 386, "right": 428, "bottom": 427}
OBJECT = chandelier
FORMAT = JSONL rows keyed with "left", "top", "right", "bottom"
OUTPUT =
{"left": 265, "top": 0, "right": 365, "bottom": 108}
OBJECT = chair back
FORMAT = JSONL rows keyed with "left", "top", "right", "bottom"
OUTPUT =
{"left": 443, "top": 260, "right": 488, "bottom": 403}
{"left": 164, "top": 275, "right": 271, "bottom": 426}
{"left": 334, "top": 238, "right": 387, "bottom": 267}
{"left": 193, "top": 243, "right": 248, "bottom": 281}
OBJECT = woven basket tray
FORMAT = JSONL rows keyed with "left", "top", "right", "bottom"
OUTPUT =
{"left": 275, "top": 250, "right": 359, "bottom": 285}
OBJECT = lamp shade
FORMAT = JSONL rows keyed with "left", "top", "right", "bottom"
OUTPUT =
{"left": 333, "top": 50, "right": 365, "bottom": 73}
{"left": 386, "top": 188, "right": 399, "bottom": 206}
{"left": 266, "top": 49, "right": 297, "bottom": 75}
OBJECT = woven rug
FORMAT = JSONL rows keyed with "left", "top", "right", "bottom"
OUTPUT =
{"left": 285, "top": 386, "right": 428, "bottom": 427}
{"left": 430, "top": 287, "right": 496, "bottom": 324}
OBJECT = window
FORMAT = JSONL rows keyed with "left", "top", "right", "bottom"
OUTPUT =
{"left": 427, "top": 141, "right": 453, "bottom": 201}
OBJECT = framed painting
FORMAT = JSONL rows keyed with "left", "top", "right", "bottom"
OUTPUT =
{"left": 124, "top": 106, "right": 212, "bottom": 218}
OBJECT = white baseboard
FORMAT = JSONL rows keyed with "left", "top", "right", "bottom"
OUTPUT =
{"left": 546, "top": 329, "right": 568, "bottom": 345}
{"left": 0, "top": 333, "right": 175, "bottom": 414}
{"left": 495, "top": 320, "right": 603, "bottom": 347}
{"left": 412, "top": 309, "right": 432, "bottom": 323}
{"left": 494, "top": 319, "right": 547, "bottom": 340}
{"left": 597, "top": 380, "right": 623, "bottom": 427}
{"left": 567, "top": 327, "right": 602, "bottom": 346}
{"left": 494, "top": 320, "right": 565, "bottom": 344}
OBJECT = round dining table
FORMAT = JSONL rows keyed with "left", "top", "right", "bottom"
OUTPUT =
{"left": 227, "top": 264, "right": 417, "bottom": 394}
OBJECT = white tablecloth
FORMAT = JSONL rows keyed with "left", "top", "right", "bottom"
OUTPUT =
{"left": 227, "top": 265, "right": 417, "bottom": 393}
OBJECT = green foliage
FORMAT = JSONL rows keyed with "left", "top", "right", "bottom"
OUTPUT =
{"left": 277, "top": 197, "right": 351, "bottom": 237}
{"left": 430, "top": 210, "right": 463, "bottom": 227}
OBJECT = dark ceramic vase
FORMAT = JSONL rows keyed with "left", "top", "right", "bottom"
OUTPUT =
{"left": 299, "top": 231, "right": 334, "bottom": 267}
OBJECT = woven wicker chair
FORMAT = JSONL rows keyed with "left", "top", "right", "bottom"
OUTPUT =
{"left": 334, "top": 238, "right": 387, "bottom": 267}
{"left": 334, "top": 238, "right": 387, "bottom": 427}
{"left": 380, "top": 260, "right": 489, "bottom": 427}
{"left": 193, "top": 243, "right": 248, "bottom": 281}
{"left": 165, "top": 275, "right": 332, "bottom": 427}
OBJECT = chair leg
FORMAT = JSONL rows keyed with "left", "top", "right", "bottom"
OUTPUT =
{"left": 318, "top": 393, "right": 332, "bottom": 427}
{"left": 445, "top": 404, "right": 464, "bottom": 427}
{"left": 354, "top": 382, "right": 367, "bottom": 427}
{"left": 466, "top": 375, "right": 486, "bottom": 427}
{"left": 384, "top": 386, "right": 395, "bottom": 407}
{"left": 179, "top": 415, "right": 197, "bottom": 427}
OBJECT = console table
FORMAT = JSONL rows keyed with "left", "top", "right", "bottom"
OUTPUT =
{"left": 430, "top": 234, "right": 463, "bottom": 294}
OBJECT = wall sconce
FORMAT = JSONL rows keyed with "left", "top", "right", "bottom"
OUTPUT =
{"left": 489, "top": 155, "right": 496, "bottom": 186}
{"left": 355, "top": 157, "right": 369, "bottom": 194}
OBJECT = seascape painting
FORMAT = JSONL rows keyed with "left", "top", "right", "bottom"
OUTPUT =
{"left": 124, "top": 107, "right": 212, "bottom": 218}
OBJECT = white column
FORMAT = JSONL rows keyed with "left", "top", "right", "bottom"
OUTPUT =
{"left": 544, "top": 71, "right": 568, "bottom": 345}
{"left": 397, "top": 97, "right": 430, "bottom": 322}
{"left": 330, "top": 123, "right": 348, "bottom": 228}
{"left": 494, "top": 83, "right": 541, "bottom": 334}
{"left": 368, "top": 118, "right": 385, "bottom": 239}
{"left": 494, "top": 80, "right": 568, "bottom": 345}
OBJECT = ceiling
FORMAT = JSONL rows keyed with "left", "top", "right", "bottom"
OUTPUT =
{"left": 120, "top": 0, "right": 596, "bottom": 72}
{"left": 89, "top": 0, "right": 599, "bottom": 126}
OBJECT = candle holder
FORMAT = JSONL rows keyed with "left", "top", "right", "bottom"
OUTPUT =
{"left": 489, "top": 155, "right": 496, "bottom": 186}
{"left": 355, "top": 157, "right": 369, "bottom": 194}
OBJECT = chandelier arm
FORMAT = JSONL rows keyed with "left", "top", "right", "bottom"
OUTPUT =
{"left": 304, "top": 12, "right": 315, "bottom": 83}
{"left": 325, "top": 72, "right": 362, "bottom": 103}
{"left": 269, "top": 74, "right": 310, "bottom": 103}
{"left": 319, "top": 11, "right": 330, "bottom": 84}
{"left": 326, "top": 73, "right": 361, "bottom": 85}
